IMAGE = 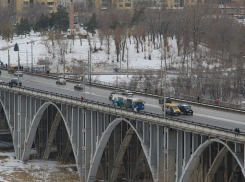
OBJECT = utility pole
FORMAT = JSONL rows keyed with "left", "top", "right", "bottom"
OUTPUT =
{"left": 83, "top": 59, "right": 85, "bottom": 99}
{"left": 26, "top": 50, "right": 28, "bottom": 67}
{"left": 161, "top": 52, "right": 163, "bottom": 97}
{"left": 63, "top": 53, "right": 65, "bottom": 78}
{"left": 14, "top": 43, "right": 20, "bottom": 86}
{"left": 127, "top": 45, "right": 129, "bottom": 78}
{"left": 90, "top": 50, "right": 91, "bottom": 83}
{"left": 8, "top": 48, "right": 10, "bottom": 68}
{"left": 88, "top": 50, "right": 89, "bottom": 83}
{"left": 31, "top": 42, "right": 33, "bottom": 74}
{"left": 163, "top": 47, "right": 167, "bottom": 119}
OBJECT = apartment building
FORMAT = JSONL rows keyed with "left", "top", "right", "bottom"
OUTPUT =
{"left": 95, "top": 0, "right": 133, "bottom": 10}
{"left": 0, "top": 0, "right": 15, "bottom": 10}
{"left": 58, "top": 0, "right": 85, "bottom": 6}
{"left": 2, "top": 0, "right": 57, "bottom": 14}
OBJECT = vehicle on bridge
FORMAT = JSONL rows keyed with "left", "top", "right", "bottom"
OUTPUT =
{"left": 56, "top": 78, "right": 66, "bottom": 85}
{"left": 162, "top": 103, "right": 180, "bottom": 115}
{"left": 74, "top": 84, "right": 83, "bottom": 91}
{"left": 122, "top": 90, "right": 133, "bottom": 97}
{"left": 10, "top": 78, "right": 22, "bottom": 86}
{"left": 14, "top": 71, "right": 23, "bottom": 77}
{"left": 112, "top": 94, "right": 145, "bottom": 111}
{"left": 8, "top": 65, "right": 23, "bottom": 74}
{"left": 159, "top": 97, "right": 172, "bottom": 104}
{"left": 109, "top": 90, "right": 123, "bottom": 100}
{"left": 178, "top": 104, "right": 193, "bottom": 115}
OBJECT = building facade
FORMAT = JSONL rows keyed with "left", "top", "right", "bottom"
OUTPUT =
{"left": 0, "top": 0, "right": 58, "bottom": 15}
{"left": 94, "top": 0, "right": 133, "bottom": 10}
{"left": 0, "top": 0, "right": 15, "bottom": 10}
{"left": 58, "top": 0, "right": 85, "bottom": 6}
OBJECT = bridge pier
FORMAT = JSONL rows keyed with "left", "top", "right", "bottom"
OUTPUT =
{"left": 84, "top": 109, "right": 92, "bottom": 181}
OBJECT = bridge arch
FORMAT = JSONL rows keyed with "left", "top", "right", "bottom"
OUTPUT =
{"left": 179, "top": 138, "right": 245, "bottom": 182}
{"left": 22, "top": 101, "right": 70, "bottom": 161}
{"left": 87, "top": 117, "right": 155, "bottom": 182}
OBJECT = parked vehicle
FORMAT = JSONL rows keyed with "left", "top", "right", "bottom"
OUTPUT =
{"left": 56, "top": 78, "right": 66, "bottom": 85}
{"left": 159, "top": 97, "right": 172, "bottom": 104}
{"left": 74, "top": 84, "right": 83, "bottom": 91}
{"left": 14, "top": 71, "right": 23, "bottom": 77}
{"left": 162, "top": 103, "right": 180, "bottom": 115}
{"left": 10, "top": 78, "right": 22, "bottom": 86}
{"left": 111, "top": 94, "right": 145, "bottom": 111}
{"left": 178, "top": 104, "right": 193, "bottom": 115}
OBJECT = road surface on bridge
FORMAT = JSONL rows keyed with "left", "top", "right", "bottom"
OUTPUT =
{"left": 1, "top": 69, "right": 244, "bottom": 133}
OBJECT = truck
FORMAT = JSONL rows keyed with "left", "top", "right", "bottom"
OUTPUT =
{"left": 112, "top": 94, "right": 145, "bottom": 111}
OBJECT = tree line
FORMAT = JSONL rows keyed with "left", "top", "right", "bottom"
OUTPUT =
{"left": 0, "top": 5, "right": 69, "bottom": 39}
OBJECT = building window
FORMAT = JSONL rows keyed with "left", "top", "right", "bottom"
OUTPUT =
{"left": 119, "top": 0, "right": 123, "bottom": 2}
{"left": 48, "top": 8, "right": 53, "bottom": 11}
{"left": 125, "top": 0, "right": 130, "bottom": 1}
{"left": 174, "top": 0, "right": 180, "bottom": 3}
{"left": 119, "top": 4, "right": 123, "bottom": 7}
{"left": 102, "top": 0, "right": 108, "bottom": 7}
{"left": 48, "top": 2, "right": 54, "bottom": 5}
{"left": 41, "top": 2, "right": 45, "bottom": 5}
{"left": 23, "top": 2, "right": 28, "bottom": 5}
{"left": 125, "top": 3, "right": 131, "bottom": 7}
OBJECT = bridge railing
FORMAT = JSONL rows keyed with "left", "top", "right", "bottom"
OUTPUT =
{"left": 1, "top": 82, "right": 245, "bottom": 140}
{"left": 1, "top": 67, "right": 244, "bottom": 111}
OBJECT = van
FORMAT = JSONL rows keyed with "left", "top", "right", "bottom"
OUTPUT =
{"left": 162, "top": 103, "right": 180, "bottom": 115}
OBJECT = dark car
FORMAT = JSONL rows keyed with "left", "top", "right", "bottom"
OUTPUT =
{"left": 159, "top": 97, "right": 172, "bottom": 104}
{"left": 74, "top": 84, "right": 83, "bottom": 91}
{"left": 10, "top": 78, "right": 22, "bottom": 86}
{"left": 178, "top": 104, "right": 193, "bottom": 115}
{"left": 109, "top": 90, "right": 123, "bottom": 100}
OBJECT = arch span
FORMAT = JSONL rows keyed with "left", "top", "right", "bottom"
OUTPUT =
{"left": 87, "top": 117, "right": 155, "bottom": 182}
{"left": 179, "top": 138, "right": 245, "bottom": 182}
{"left": 22, "top": 101, "right": 70, "bottom": 161}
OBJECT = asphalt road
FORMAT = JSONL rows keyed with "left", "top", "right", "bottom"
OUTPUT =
{"left": 1, "top": 70, "right": 245, "bottom": 133}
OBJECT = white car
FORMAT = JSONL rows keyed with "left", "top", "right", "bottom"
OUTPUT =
{"left": 123, "top": 90, "right": 133, "bottom": 97}
{"left": 14, "top": 71, "right": 23, "bottom": 77}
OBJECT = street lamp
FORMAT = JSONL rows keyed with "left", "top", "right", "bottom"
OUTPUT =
{"left": 14, "top": 43, "right": 20, "bottom": 86}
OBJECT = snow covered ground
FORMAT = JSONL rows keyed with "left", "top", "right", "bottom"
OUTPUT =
{"left": 0, "top": 29, "right": 180, "bottom": 84}
{"left": 0, "top": 142, "right": 79, "bottom": 182}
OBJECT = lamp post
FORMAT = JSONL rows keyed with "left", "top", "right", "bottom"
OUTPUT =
{"left": 27, "top": 41, "right": 34, "bottom": 74}
{"left": 14, "top": 43, "right": 20, "bottom": 86}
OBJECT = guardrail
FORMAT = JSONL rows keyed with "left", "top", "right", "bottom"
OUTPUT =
{"left": 1, "top": 67, "right": 245, "bottom": 112}
{"left": 1, "top": 82, "right": 245, "bottom": 141}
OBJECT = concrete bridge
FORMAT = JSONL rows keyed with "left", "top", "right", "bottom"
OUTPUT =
{"left": 0, "top": 84, "right": 245, "bottom": 182}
